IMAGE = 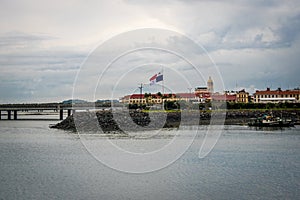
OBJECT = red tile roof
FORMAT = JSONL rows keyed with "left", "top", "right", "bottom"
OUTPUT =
{"left": 176, "top": 93, "right": 196, "bottom": 98}
{"left": 195, "top": 92, "right": 211, "bottom": 98}
{"left": 211, "top": 94, "right": 236, "bottom": 101}
{"left": 124, "top": 93, "right": 176, "bottom": 99}
{"left": 255, "top": 90, "right": 300, "bottom": 95}
{"left": 129, "top": 94, "right": 144, "bottom": 99}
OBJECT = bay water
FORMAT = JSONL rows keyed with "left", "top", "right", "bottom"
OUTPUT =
{"left": 0, "top": 120, "right": 299, "bottom": 199}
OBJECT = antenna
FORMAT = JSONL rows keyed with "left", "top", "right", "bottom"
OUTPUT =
{"left": 162, "top": 66, "right": 164, "bottom": 96}
{"left": 138, "top": 83, "right": 143, "bottom": 108}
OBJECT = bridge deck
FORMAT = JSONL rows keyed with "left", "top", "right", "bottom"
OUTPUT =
{"left": 0, "top": 106, "right": 114, "bottom": 120}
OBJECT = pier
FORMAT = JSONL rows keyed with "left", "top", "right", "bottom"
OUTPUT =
{"left": 0, "top": 102, "right": 122, "bottom": 120}
{"left": 0, "top": 103, "right": 104, "bottom": 120}
{"left": 0, "top": 107, "right": 71, "bottom": 120}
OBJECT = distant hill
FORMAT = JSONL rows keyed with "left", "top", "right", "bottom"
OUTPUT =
{"left": 95, "top": 99, "right": 119, "bottom": 103}
{"left": 61, "top": 99, "right": 119, "bottom": 105}
{"left": 61, "top": 99, "right": 88, "bottom": 104}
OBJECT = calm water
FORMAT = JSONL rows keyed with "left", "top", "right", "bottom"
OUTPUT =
{"left": 0, "top": 120, "right": 299, "bottom": 200}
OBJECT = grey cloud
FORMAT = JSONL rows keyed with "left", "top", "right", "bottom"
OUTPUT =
{"left": 0, "top": 32, "right": 88, "bottom": 103}
{"left": 1, "top": 0, "right": 300, "bottom": 102}
{"left": 198, "top": 16, "right": 300, "bottom": 51}
{"left": 0, "top": 31, "right": 55, "bottom": 43}
{"left": 276, "top": 14, "right": 300, "bottom": 46}
{"left": 125, "top": 0, "right": 300, "bottom": 51}
{"left": 0, "top": 69, "right": 77, "bottom": 103}
{"left": 0, "top": 31, "right": 56, "bottom": 52}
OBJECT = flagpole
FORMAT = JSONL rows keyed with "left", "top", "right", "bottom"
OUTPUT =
{"left": 162, "top": 66, "right": 164, "bottom": 109}
{"left": 162, "top": 66, "right": 164, "bottom": 95}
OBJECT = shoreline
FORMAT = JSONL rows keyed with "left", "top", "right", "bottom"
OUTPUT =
{"left": 50, "top": 109, "right": 300, "bottom": 133}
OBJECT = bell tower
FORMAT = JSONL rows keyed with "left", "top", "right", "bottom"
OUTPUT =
{"left": 207, "top": 76, "right": 214, "bottom": 93}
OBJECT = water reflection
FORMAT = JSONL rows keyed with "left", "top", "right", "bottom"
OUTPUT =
{"left": 249, "top": 126, "right": 295, "bottom": 132}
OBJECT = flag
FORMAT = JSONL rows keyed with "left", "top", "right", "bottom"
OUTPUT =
{"left": 156, "top": 72, "right": 163, "bottom": 82}
{"left": 149, "top": 74, "right": 157, "bottom": 85}
{"left": 149, "top": 72, "right": 163, "bottom": 85}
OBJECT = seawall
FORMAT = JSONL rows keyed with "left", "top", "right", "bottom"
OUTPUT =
{"left": 50, "top": 110, "right": 300, "bottom": 133}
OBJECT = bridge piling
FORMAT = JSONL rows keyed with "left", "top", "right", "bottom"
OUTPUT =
{"left": 67, "top": 109, "right": 72, "bottom": 117}
{"left": 59, "top": 109, "right": 64, "bottom": 120}
{"left": 7, "top": 110, "right": 11, "bottom": 120}
{"left": 14, "top": 110, "right": 17, "bottom": 120}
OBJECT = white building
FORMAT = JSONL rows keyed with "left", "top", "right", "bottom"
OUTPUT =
{"left": 254, "top": 88, "right": 300, "bottom": 103}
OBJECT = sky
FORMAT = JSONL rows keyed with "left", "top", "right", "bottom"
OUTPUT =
{"left": 0, "top": 0, "right": 300, "bottom": 103}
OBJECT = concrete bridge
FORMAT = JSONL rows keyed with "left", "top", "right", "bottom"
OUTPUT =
{"left": 0, "top": 106, "right": 72, "bottom": 120}
{"left": 0, "top": 102, "right": 120, "bottom": 120}
{"left": 0, "top": 103, "right": 109, "bottom": 120}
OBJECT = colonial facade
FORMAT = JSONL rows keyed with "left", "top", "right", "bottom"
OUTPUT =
{"left": 194, "top": 77, "right": 214, "bottom": 102}
{"left": 120, "top": 89, "right": 252, "bottom": 105}
{"left": 120, "top": 74, "right": 300, "bottom": 105}
{"left": 120, "top": 94, "right": 179, "bottom": 105}
{"left": 236, "top": 89, "right": 249, "bottom": 103}
{"left": 120, "top": 93, "right": 203, "bottom": 105}
{"left": 194, "top": 87, "right": 211, "bottom": 102}
{"left": 254, "top": 88, "right": 300, "bottom": 103}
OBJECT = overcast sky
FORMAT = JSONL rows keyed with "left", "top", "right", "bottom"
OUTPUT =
{"left": 1, "top": 0, "right": 300, "bottom": 103}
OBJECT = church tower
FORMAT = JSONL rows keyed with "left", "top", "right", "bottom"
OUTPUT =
{"left": 207, "top": 76, "right": 214, "bottom": 93}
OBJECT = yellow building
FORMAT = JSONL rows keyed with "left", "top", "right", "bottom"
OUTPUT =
{"left": 236, "top": 89, "right": 249, "bottom": 103}
{"left": 120, "top": 94, "right": 178, "bottom": 105}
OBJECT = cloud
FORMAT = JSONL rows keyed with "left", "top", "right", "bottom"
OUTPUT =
{"left": 124, "top": 0, "right": 300, "bottom": 50}
{"left": 0, "top": 31, "right": 55, "bottom": 45}
{"left": 0, "top": 31, "right": 87, "bottom": 103}
{"left": 0, "top": 0, "right": 300, "bottom": 102}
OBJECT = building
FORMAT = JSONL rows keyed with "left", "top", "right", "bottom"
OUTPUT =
{"left": 120, "top": 93, "right": 179, "bottom": 105}
{"left": 214, "top": 89, "right": 249, "bottom": 103}
{"left": 194, "top": 77, "right": 214, "bottom": 102}
{"left": 176, "top": 93, "right": 201, "bottom": 103}
{"left": 211, "top": 93, "right": 236, "bottom": 103}
{"left": 194, "top": 87, "right": 211, "bottom": 102}
{"left": 120, "top": 92, "right": 204, "bottom": 105}
{"left": 236, "top": 89, "right": 249, "bottom": 103}
{"left": 121, "top": 76, "right": 215, "bottom": 105}
{"left": 195, "top": 87, "right": 208, "bottom": 94}
{"left": 120, "top": 94, "right": 146, "bottom": 104}
{"left": 254, "top": 88, "right": 300, "bottom": 103}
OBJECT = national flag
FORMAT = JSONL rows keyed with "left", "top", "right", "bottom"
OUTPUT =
{"left": 149, "top": 72, "right": 163, "bottom": 85}
{"left": 149, "top": 74, "right": 157, "bottom": 85}
{"left": 156, "top": 72, "right": 163, "bottom": 82}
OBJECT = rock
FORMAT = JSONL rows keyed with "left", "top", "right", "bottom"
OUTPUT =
{"left": 50, "top": 109, "right": 300, "bottom": 133}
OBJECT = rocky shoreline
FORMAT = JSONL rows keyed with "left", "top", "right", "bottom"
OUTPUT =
{"left": 50, "top": 110, "right": 300, "bottom": 133}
